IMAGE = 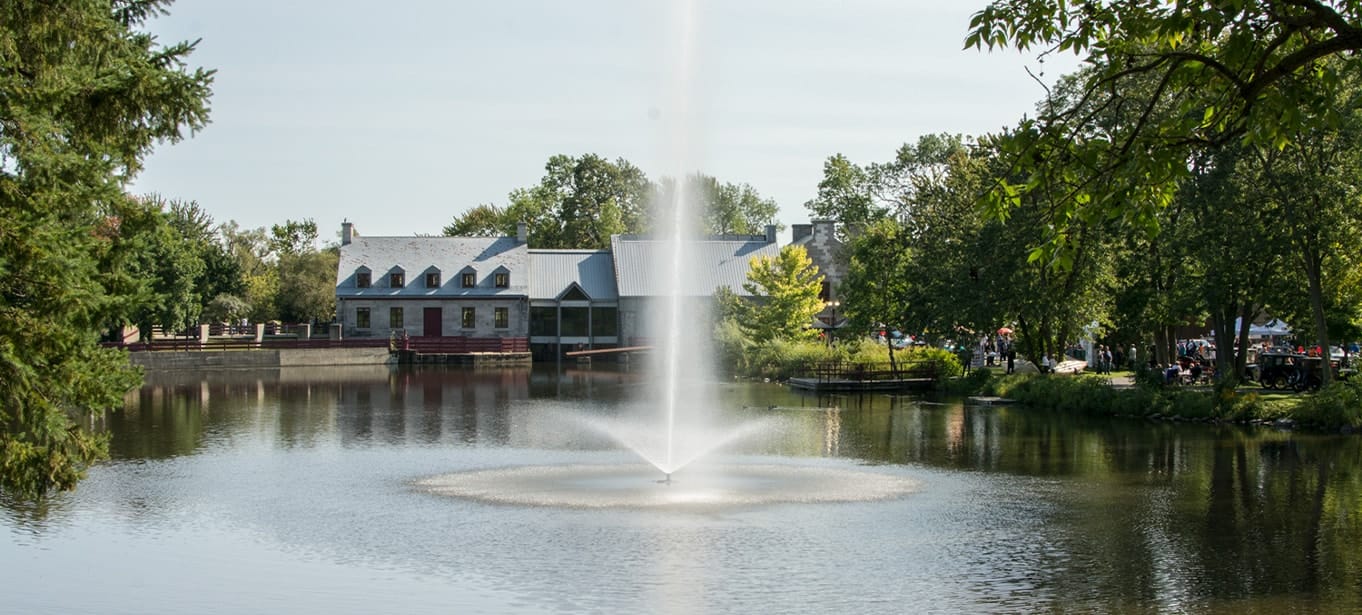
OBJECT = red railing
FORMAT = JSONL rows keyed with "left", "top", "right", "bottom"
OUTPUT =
{"left": 104, "top": 335, "right": 530, "bottom": 354}
{"left": 405, "top": 336, "right": 529, "bottom": 354}
{"left": 103, "top": 338, "right": 389, "bottom": 352}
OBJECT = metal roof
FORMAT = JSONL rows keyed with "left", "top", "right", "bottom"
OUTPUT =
{"left": 610, "top": 235, "right": 779, "bottom": 297}
{"left": 528, "top": 250, "right": 618, "bottom": 301}
{"left": 336, "top": 236, "right": 528, "bottom": 297}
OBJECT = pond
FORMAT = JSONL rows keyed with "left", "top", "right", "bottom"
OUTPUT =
{"left": 4, "top": 364, "right": 1360, "bottom": 613}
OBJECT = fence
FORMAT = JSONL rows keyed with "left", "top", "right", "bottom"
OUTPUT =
{"left": 800, "top": 358, "right": 945, "bottom": 383}
{"left": 104, "top": 338, "right": 389, "bottom": 352}
{"left": 403, "top": 336, "right": 530, "bottom": 354}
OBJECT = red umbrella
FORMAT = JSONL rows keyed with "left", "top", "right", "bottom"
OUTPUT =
{"left": 997, "top": 327, "right": 1013, "bottom": 335}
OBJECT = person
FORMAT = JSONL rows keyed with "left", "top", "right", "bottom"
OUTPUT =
{"left": 1041, "top": 353, "right": 1054, "bottom": 373}
{"left": 1128, "top": 344, "right": 1137, "bottom": 370}
{"left": 1164, "top": 363, "right": 1181, "bottom": 384}
{"left": 1006, "top": 345, "right": 1016, "bottom": 374}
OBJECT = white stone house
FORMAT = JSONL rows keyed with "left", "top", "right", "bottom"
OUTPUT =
{"left": 334, "top": 223, "right": 530, "bottom": 339}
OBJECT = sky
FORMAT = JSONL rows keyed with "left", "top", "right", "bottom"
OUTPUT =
{"left": 132, "top": 0, "right": 1082, "bottom": 243}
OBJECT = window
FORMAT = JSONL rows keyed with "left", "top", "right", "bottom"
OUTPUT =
{"left": 494, "top": 307, "right": 509, "bottom": 329}
{"left": 461, "top": 307, "right": 475, "bottom": 329}
{"left": 494, "top": 272, "right": 509, "bottom": 288}
{"left": 530, "top": 307, "right": 557, "bottom": 336}
{"left": 356, "top": 307, "right": 371, "bottom": 329}
{"left": 356, "top": 272, "right": 371, "bottom": 288}
{"left": 591, "top": 307, "right": 617, "bottom": 336}
{"left": 389, "top": 272, "right": 405, "bottom": 288}
{"left": 389, "top": 307, "right": 404, "bottom": 329}
{"left": 560, "top": 307, "right": 589, "bottom": 336}
{"left": 425, "top": 272, "right": 440, "bottom": 288}
{"left": 461, "top": 272, "right": 476, "bottom": 288}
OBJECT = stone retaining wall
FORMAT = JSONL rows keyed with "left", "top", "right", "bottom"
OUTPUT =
{"left": 129, "top": 347, "right": 394, "bottom": 371}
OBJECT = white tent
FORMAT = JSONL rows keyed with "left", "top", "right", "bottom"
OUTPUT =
{"left": 1233, "top": 317, "right": 1292, "bottom": 338}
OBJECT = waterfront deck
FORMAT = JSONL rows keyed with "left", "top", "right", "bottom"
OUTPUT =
{"left": 787, "top": 359, "right": 945, "bottom": 393}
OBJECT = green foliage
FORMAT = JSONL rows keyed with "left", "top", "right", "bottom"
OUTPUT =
{"left": 507, "top": 154, "right": 650, "bottom": 249}
{"left": 269, "top": 219, "right": 320, "bottom": 257}
{"left": 968, "top": 1, "right": 1362, "bottom": 262}
{"left": 1296, "top": 381, "right": 1362, "bottom": 431}
{"left": 690, "top": 174, "right": 781, "bottom": 236}
{"left": 737, "top": 245, "right": 824, "bottom": 342}
{"left": 803, "top": 154, "right": 880, "bottom": 226}
{"left": 202, "top": 294, "right": 251, "bottom": 324}
{"left": 0, "top": 0, "right": 212, "bottom": 497}
{"left": 442, "top": 203, "right": 512, "bottom": 237}
{"left": 748, "top": 338, "right": 839, "bottom": 380}
{"left": 97, "top": 196, "right": 207, "bottom": 338}
{"left": 275, "top": 248, "right": 338, "bottom": 324}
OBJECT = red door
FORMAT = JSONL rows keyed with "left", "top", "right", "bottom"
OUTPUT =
{"left": 423, "top": 307, "right": 442, "bottom": 337}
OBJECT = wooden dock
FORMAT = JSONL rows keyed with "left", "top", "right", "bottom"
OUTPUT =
{"left": 787, "top": 376, "right": 936, "bottom": 392}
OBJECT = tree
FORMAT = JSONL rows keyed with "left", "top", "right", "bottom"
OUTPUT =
{"left": 1254, "top": 86, "right": 1362, "bottom": 384}
{"left": 276, "top": 248, "right": 338, "bottom": 324}
{"left": 967, "top": 1, "right": 1362, "bottom": 260}
{"left": 269, "top": 219, "right": 320, "bottom": 257}
{"left": 804, "top": 154, "right": 881, "bottom": 228}
{"left": 170, "top": 200, "right": 244, "bottom": 318}
{"left": 221, "top": 222, "right": 279, "bottom": 323}
{"left": 507, "top": 154, "right": 651, "bottom": 249}
{"left": 0, "top": 0, "right": 212, "bottom": 497}
{"left": 97, "top": 196, "right": 206, "bottom": 339}
{"left": 738, "top": 245, "right": 825, "bottom": 342}
{"left": 692, "top": 175, "right": 780, "bottom": 236}
{"left": 442, "top": 203, "right": 512, "bottom": 237}
{"left": 840, "top": 220, "right": 914, "bottom": 372}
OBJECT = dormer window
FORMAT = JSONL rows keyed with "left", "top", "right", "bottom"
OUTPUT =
{"left": 425, "top": 271, "right": 441, "bottom": 288}
{"left": 461, "top": 272, "right": 476, "bottom": 288}
{"left": 356, "top": 272, "right": 371, "bottom": 288}
{"left": 494, "top": 272, "right": 509, "bottom": 288}
{"left": 389, "top": 272, "right": 405, "bottom": 288}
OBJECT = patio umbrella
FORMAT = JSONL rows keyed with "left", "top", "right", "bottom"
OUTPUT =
{"left": 997, "top": 327, "right": 1013, "bottom": 335}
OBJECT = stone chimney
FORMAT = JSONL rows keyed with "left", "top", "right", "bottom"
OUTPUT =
{"left": 517, "top": 221, "right": 528, "bottom": 243}
{"left": 792, "top": 224, "right": 813, "bottom": 242}
{"left": 813, "top": 219, "right": 836, "bottom": 242}
{"left": 764, "top": 224, "right": 777, "bottom": 243}
{"left": 341, "top": 221, "right": 355, "bottom": 246}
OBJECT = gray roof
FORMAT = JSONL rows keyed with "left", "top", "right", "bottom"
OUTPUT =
{"left": 529, "top": 250, "right": 618, "bottom": 301}
{"left": 336, "top": 236, "right": 528, "bottom": 297}
{"left": 610, "top": 235, "right": 779, "bottom": 297}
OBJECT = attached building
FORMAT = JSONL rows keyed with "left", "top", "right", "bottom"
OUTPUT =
{"left": 528, "top": 249, "right": 620, "bottom": 358}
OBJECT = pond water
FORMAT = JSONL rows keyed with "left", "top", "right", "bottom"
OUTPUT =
{"left": 4, "top": 364, "right": 1361, "bottom": 614}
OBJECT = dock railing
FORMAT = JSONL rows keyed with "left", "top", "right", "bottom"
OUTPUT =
{"left": 801, "top": 358, "right": 943, "bottom": 383}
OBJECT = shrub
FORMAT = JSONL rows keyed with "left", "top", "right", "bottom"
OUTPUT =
{"left": 1296, "top": 381, "right": 1362, "bottom": 431}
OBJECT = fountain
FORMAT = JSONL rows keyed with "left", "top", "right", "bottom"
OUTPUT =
{"left": 416, "top": 2, "right": 917, "bottom": 507}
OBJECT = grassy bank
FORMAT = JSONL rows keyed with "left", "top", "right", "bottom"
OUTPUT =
{"left": 714, "top": 323, "right": 963, "bottom": 381}
{"left": 954, "top": 370, "right": 1362, "bottom": 433}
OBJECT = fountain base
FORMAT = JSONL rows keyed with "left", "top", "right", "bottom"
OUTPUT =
{"left": 416, "top": 462, "right": 917, "bottom": 510}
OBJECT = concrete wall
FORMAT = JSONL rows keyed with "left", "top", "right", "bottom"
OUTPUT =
{"left": 129, "top": 347, "right": 393, "bottom": 371}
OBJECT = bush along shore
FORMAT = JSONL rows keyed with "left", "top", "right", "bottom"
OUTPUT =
{"left": 955, "top": 370, "right": 1362, "bottom": 434}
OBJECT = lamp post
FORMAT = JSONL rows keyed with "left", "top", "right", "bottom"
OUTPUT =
{"left": 825, "top": 300, "right": 840, "bottom": 347}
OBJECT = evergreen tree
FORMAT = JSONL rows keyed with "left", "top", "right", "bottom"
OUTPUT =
{"left": 0, "top": 0, "right": 213, "bottom": 497}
